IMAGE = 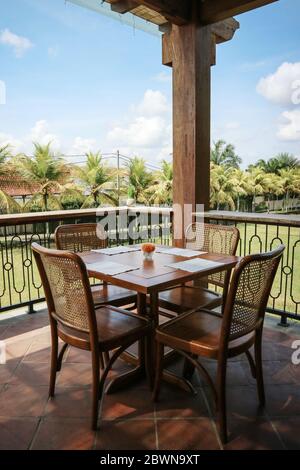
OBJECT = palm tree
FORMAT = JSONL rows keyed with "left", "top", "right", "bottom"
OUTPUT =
{"left": 256, "top": 153, "right": 299, "bottom": 174}
{"left": 125, "top": 157, "right": 153, "bottom": 204}
{"left": 17, "top": 142, "right": 70, "bottom": 211}
{"left": 230, "top": 168, "right": 252, "bottom": 211}
{"left": 279, "top": 168, "right": 300, "bottom": 212}
{"left": 147, "top": 160, "right": 173, "bottom": 206}
{"left": 75, "top": 152, "right": 117, "bottom": 208}
{"left": 0, "top": 144, "right": 21, "bottom": 214}
{"left": 210, "top": 164, "right": 236, "bottom": 210}
{"left": 245, "top": 167, "right": 269, "bottom": 212}
{"left": 0, "top": 144, "right": 11, "bottom": 165}
{"left": 211, "top": 140, "right": 242, "bottom": 169}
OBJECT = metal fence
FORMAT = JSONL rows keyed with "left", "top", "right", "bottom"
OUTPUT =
{"left": 0, "top": 207, "right": 172, "bottom": 314}
{"left": 0, "top": 207, "right": 299, "bottom": 326}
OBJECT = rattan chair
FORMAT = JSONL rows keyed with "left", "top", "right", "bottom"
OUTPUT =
{"left": 32, "top": 242, "right": 151, "bottom": 430}
{"left": 55, "top": 223, "right": 137, "bottom": 308}
{"left": 153, "top": 245, "right": 284, "bottom": 444}
{"left": 158, "top": 223, "right": 240, "bottom": 314}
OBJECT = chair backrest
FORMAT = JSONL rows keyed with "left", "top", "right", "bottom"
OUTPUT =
{"left": 221, "top": 245, "right": 284, "bottom": 347}
{"left": 55, "top": 223, "right": 107, "bottom": 252}
{"left": 185, "top": 222, "right": 240, "bottom": 288}
{"left": 32, "top": 242, "right": 96, "bottom": 334}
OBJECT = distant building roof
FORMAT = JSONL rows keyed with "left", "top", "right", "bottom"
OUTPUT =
{"left": 0, "top": 174, "right": 39, "bottom": 197}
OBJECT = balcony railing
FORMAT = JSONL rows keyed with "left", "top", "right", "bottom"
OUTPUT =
{"left": 204, "top": 210, "right": 300, "bottom": 325}
{"left": 0, "top": 207, "right": 172, "bottom": 314}
{"left": 0, "top": 207, "right": 299, "bottom": 326}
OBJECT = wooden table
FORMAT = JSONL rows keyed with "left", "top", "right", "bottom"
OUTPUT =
{"left": 80, "top": 248, "right": 240, "bottom": 393}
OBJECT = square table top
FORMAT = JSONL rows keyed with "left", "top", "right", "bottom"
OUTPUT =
{"left": 80, "top": 247, "right": 240, "bottom": 295}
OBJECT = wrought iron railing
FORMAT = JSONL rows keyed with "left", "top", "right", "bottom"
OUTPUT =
{"left": 0, "top": 207, "right": 172, "bottom": 314}
{"left": 204, "top": 211, "right": 300, "bottom": 325}
{"left": 0, "top": 207, "right": 299, "bottom": 326}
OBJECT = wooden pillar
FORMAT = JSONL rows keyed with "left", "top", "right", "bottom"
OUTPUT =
{"left": 170, "top": 20, "right": 212, "bottom": 246}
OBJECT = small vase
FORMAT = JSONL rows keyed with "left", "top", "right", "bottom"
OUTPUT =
{"left": 143, "top": 251, "right": 153, "bottom": 261}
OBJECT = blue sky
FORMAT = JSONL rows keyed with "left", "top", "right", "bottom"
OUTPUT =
{"left": 0, "top": 0, "right": 300, "bottom": 167}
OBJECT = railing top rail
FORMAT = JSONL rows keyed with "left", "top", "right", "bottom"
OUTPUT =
{"left": 0, "top": 206, "right": 173, "bottom": 227}
{"left": 201, "top": 210, "right": 300, "bottom": 227}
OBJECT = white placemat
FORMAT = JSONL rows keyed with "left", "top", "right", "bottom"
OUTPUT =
{"left": 156, "top": 247, "right": 206, "bottom": 258}
{"left": 86, "top": 261, "right": 139, "bottom": 276}
{"left": 91, "top": 245, "right": 141, "bottom": 255}
{"left": 165, "top": 258, "right": 222, "bottom": 273}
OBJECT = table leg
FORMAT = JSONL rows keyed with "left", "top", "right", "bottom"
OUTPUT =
{"left": 105, "top": 293, "right": 147, "bottom": 394}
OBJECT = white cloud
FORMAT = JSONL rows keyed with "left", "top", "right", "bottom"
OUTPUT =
{"left": 0, "top": 28, "right": 33, "bottom": 58}
{"left": 0, "top": 133, "right": 23, "bottom": 153}
{"left": 257, "top": 62, "right": 300, "bottom": 106}
{"left": 108, "top": 116, "right": 170, "bottom": 148}
{"left": 107, "top": 89, "right": 171, "bottom": 161}
{"left": 135, "top": 89, "right": 168, "bottom": 117}
{"left": 69, "top": 137, "right": 97, "bottom": 154}
{"left": 277, "top": 110, "right": 300, "bottom": 141}
{"left": 29, "top": 120, "right": 61, "bottom": 150}
{"left": 153, "top": 71, "right": 172, "bottom": 83}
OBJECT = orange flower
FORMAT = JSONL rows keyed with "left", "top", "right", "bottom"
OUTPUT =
{"left": 141, "top": 243, "right": 156, "bottom": 253}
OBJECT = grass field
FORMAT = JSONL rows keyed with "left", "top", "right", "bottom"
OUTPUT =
{"left": 0, "top": 223, "right": 299, "bottom": 317}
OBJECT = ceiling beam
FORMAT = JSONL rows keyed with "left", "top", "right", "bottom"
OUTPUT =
{"left": 110, "top": 0, "right": 138, "bottom": 14}
{"left": 199, "top": 0, "right": 278, "bottom": 25}
{"left": 211, "top": 18, "right": 240, "bottom": 44}
{"left": 134, "top": 0, "right": 191, "bottom": 25}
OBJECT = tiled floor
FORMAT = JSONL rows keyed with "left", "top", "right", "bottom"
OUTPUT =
{"left": 0, "top": 310, "right": 299, "bottom": 450}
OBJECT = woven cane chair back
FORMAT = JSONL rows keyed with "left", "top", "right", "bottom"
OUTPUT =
{"left": 185, "top": 222, "right": 239, "bottom": 287}
{"left": 223, "top": 245, "right": 284, "bottom": 342}
{"left": 55, "top": 223, "right": 106, "bottom": 253}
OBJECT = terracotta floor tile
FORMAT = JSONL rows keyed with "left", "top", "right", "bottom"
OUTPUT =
{"left": 23, "top": 342, "right": 52, "bottom": 363}
{"left": 155, "top": 383, "right": 209, "bottom": 418}
{"left": 157, "top": 418, "right": 220, "bottom": 450}
{"left": 0, "top": 417, "right": 39, "bottom": 450}
{"left": 65, "top": 346, "right": 91, "bottom": 363}
{"left": 31, "top": 418, "right": 95, "bottom": 450}
{"left": 0, "top": 359, "right": 19, "bottom": 384}
{"left": 265, "top": 384, "right": 300, "bottom": 417}
{"left": 45, "top": 387, "right": 93, "bottom": 419}
{"left": 272, "top": 417, "right": 300, "bottom": 450}
{"left": 224, "top": 416, "right": 284, "bottom": 450}
{"left": 101, "top": 383, "right": 154, "bottom": 420}
{"left": 0, "top": 384, "right": 49, "bottom": 417}
{"left": 95, "top": 419, "right": 156, "bottom": 450}
{"left": 9, "top": 362, "right": 51, "bottom": 386}
{"left": 57, "top": 363, "right": 93, "bottom": 387}
{"left": 243, "top": 360, "right": 298, "bottom": 386}
{"left": 200, "top": 360, "right": 250, "bottom": 386}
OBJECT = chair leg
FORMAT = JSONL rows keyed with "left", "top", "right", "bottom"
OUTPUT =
{"left": 145, "top": 335, "right": 154, "bottom": 390}
{"left": 49, "top": 330, "right": 58, "bottom": 398}
{"left": 182, "top": 357, "right": 196, "bottom": 380}
{"left": 152, "top": 342, "right": 164, "bottom": 402}
{"left": 56, "top": 343, "right": 69, "bottom": 372}
{"left": 216, "top": 360, "right": 228, "bottom": 445}
{"left": 255, "top": 329, "right": 265, "bottom": 406}
{"left": 91, "top": 351, "right": 100, "bottom": 431}
{"left": 104, "top": 352, "right": 110, "bottom": 367}
{"left": 99, "top": 353, "right": 105, "bottom": 370}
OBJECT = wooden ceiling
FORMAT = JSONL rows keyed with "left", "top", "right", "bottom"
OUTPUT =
{"left": 105, "top": 0, "right": 278, "bottom": 26}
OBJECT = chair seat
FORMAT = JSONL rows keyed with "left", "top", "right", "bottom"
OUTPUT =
{"left": 156, "top": 310, "right": 255, "bottom": 359}
{"left": 58, "top": 305, "right": 149, "bottom": 352}
{"left": 158, "top": 284, "right": 222, "bottom": 314}
{"left": 91, "top": 284, "right": 136, "bottom": 307}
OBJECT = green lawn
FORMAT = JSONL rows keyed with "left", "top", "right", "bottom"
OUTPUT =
{"left": 0, "top": 223, "right": 299, "bottom": 316}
